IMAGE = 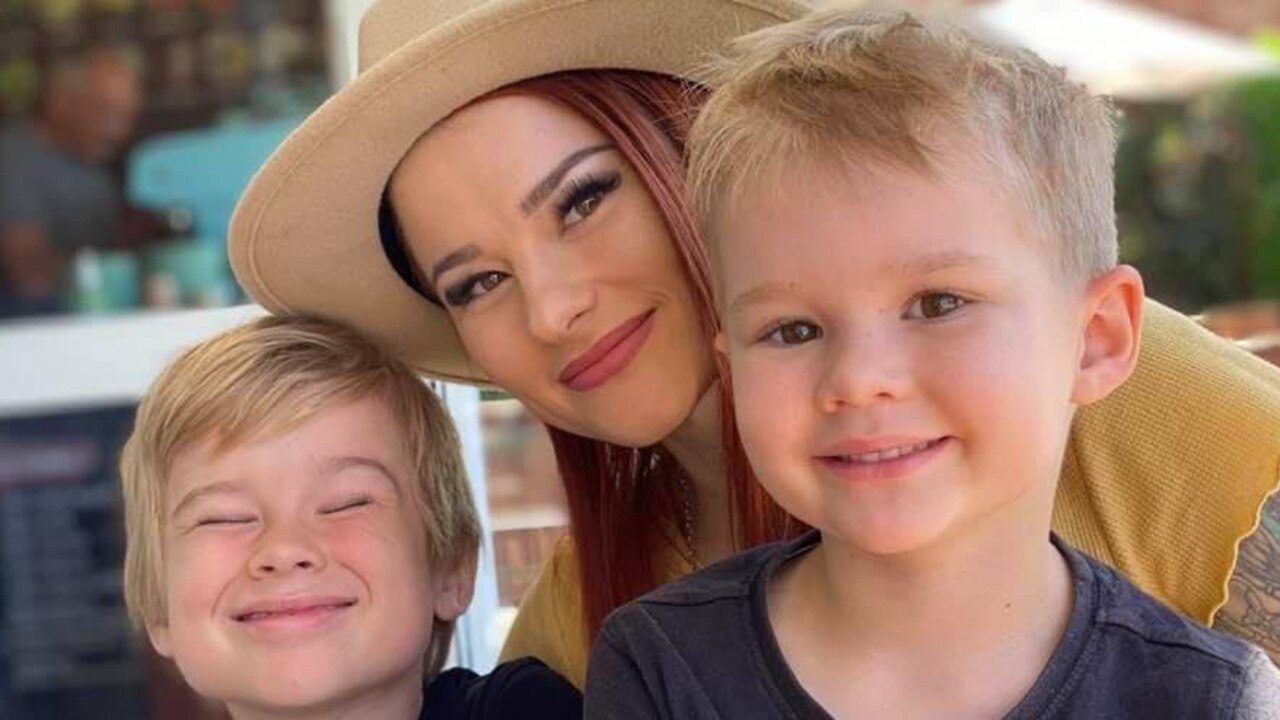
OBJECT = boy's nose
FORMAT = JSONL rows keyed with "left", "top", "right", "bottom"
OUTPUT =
{"left": 247, "top": 524, "right": 326, "bottom": 579}
{"left": 816, "top": 328, "right": 913, "bottom": 411}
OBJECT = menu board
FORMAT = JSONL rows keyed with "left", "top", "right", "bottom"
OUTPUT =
{"left": 0, "top": 0, "right": 328, "bottom": 139}
{"left": 0, "top": 405, "right": 148, "bottom": 719}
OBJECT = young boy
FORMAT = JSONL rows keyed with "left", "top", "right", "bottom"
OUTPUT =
{"left": 119, "top": 315, "right": 580, "bottom": 719}
{"left": 586, "top": 9, "right": 1280, "bottom": 719}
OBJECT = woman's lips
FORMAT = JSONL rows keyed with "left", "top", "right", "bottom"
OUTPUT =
{"left": 559, "top": 310, "right": 657, "bottom": 392}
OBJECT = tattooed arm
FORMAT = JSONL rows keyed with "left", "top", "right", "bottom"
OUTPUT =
{"left": 1214, "top": 491, "right": 1280, "bottom": 665}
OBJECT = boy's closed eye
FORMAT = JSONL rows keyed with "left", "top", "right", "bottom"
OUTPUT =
{"left": 319, "top": 495, "right": 375, "bottom": 515}
{"left": 190, "top": 510, "right": 258, "bottom": 530}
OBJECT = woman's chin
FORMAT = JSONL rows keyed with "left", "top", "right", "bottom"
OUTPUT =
{"left": 569, "top": 416, "right": 684, "bottom": 448}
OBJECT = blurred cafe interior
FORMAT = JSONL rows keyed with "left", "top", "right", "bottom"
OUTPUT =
{"left": 0, "top": 0, "right": 1277, "bottom": 717}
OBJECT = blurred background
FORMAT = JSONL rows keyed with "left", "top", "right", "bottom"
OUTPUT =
{"left": 0, "top": 0, "right": 1276, "bottom": 717}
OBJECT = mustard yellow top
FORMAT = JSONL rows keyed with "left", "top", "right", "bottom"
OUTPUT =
{"left": 499, "top": 300, "right": 1280, "bottom": 689}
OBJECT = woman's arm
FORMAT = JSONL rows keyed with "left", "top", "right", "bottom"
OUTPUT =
{"left": 1215, "top": 492, "right": 1280, "bottom": 664}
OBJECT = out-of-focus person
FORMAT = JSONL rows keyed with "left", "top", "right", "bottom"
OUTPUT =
{"left": 0, "top": 46, "right": 141, "bottom": 318}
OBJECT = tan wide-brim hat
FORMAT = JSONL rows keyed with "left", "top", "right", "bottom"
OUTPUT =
{"left": 228, "top": 0, "right": 811, "bottom": 385}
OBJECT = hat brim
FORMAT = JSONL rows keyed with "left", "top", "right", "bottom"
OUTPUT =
{"left": 229, "top": 0, "right": 809, "bottom": 385}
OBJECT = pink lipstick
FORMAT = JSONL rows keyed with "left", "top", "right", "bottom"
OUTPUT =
{"left": 558, "top": 310, "right": 656, "bottom": 391}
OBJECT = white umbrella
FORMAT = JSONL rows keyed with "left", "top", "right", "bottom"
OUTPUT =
{"left": 966, "top": 0, "right": 1280, "bottom": 99}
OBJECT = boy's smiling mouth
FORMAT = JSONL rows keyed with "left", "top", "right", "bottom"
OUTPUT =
{"left": 232, "top": 596, "right": 358, "bottom": 625}
{"left": 826, "top": 438, "right": 947, "bottom": 464}
{"left": 816, "top": 436, "right": 951, "bottom": 482}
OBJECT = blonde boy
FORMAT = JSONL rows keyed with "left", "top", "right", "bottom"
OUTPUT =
{"left": 586, "top": 9, "right": 1280, "bottom": 719}
{"left": 120, "top": 316, "right": 578, "bottom": 720}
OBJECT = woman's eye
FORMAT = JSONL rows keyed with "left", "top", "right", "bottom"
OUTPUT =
{"left": 906, "top": 292, "right": 967, "bottom": 320}
{"left": 565, "top": 194, "right": 602, "bottom": 224}
{"left": 321, "top": 497, "right": 372, "bottom": 515}
{"left": 557, "top": 172, "right": 621, "bottom": 227}
{"left": 763, "top": 321, "right": 824, "bottom": 346}
{"left": 443, "top": 271, "right": 507, "bottom": 307}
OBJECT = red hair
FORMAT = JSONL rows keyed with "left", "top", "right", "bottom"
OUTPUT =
{"left": 505, "top": 70, "right": 805, "bottom": 644}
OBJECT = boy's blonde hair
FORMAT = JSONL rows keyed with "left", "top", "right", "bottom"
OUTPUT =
{"left": 688, "top": 7, "right": 1119, "bottom": 282}
{"left": 119, "top": 315, "right": 481, "bottom": 676}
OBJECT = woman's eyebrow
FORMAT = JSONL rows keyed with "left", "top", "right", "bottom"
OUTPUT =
{"left": 431, "top": 244, "right": 480, "bottom": 287}
{"left": 519, "top": 142, "right": 614, "bottom": 215}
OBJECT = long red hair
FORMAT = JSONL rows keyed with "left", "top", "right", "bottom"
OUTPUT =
{"left": 504, "top": 70, "right": 804, "bottom": 644}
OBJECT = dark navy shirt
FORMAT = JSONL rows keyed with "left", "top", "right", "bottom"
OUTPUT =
{"left": 586, "top": 531, "right": 1280, "bottom": 719}
{"left": 424, "top": 657, "right": 581, "bottom": 719}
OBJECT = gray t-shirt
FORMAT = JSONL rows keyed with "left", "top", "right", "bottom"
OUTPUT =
{"left": 0, "top": 121, "right": 120, "bottom": 301}
{"left": 586, "top": 531, "right": 1280, "bottom": 719}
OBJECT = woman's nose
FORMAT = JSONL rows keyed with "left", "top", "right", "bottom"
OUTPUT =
{"left": 521, "top": 261, "right": 597, "bottom": 345}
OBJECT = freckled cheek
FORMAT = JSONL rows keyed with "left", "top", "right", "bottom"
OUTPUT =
{"left": 935, "top": 331, "right": 1064, "bottom": 450}
{"left": 731, "top": 357, "right": 809, "bottom": 457}
{"left": 165, "top": 538, "right": 247, "bottom": 618}
{"left": 324, "top": 516, "right": 430, "bottom": 580}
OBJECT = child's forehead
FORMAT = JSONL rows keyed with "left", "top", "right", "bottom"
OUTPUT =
{"left": 720, "top": 154, "right": 1024, "bottom": 250}
{"left": 163, "top": 394, "right": 411, "bottom": 501}
{"left": 711, "top": 154, "right": 1071, "bottom": 308}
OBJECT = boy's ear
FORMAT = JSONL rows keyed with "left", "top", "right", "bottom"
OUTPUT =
{"left": 713, "top": 330, "right": 728, "bottom": 357}
{"left": 433, "top": 551, "right": 478, "bottom": 622}
{"left": 147, "top": 623, "right": 174, "bottom": 659}
{"left": 1072, "top": 264, "right": 1144, "bottom": 406}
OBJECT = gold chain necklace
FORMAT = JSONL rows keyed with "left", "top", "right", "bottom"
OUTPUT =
{"left": 676, "top": 470, "right": 699, "bottom": 565}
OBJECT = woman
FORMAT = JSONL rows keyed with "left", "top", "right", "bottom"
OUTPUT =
{"left": 228, "top": 0, "right": 1280, "bottom": 688}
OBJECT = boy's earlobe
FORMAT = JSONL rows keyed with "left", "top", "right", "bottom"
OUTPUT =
{"left": 433, "top": 553, "right": 479, "bottom": 622}
{"left": 714, "top": 331, "right": 728, "bottom": 356}
{"left": 148, "top": 623, "right": 174, "bottom": 658}
{"left": 1072, "top": 265, "right": 1145, "bottom": 406}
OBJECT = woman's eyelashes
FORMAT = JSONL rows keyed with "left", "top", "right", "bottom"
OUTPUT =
{"left": 444, "top": 270, "right": 508, "bottom": 307}
{"left": 441, "top": 170, "right": 622, "bottom": 308}
{"left": 556, "top": 170, "right": 621, "bottom": 226}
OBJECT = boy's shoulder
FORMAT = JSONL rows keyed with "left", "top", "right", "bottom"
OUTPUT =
{"left": 1078, "top": 541, "right": 1257, "bottom": 666}
{"left": 613, "top": 531, "right": 818, "bottom": 616}
{"left": 422, "top": 657, "right": 581, "bottom": 720}
{"left": 589, "top": 533, "right": 827, "bottom": 719}
{"left": 1047, "top": 539, "right": 1280, "bottom": 718}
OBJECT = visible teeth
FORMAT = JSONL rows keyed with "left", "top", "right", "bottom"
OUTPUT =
{"left": 238, "top": 603, "right": 352, "bottom": 622}
{"left": 839, "top": 439, "right": 937, "bottom": 464}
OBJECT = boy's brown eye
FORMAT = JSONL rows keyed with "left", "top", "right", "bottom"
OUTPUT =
{"left": 765, "top": 320, "right": 823, "bottom": 345}
{"left": 908, "top": 293, "right": 966, "bottom": 320}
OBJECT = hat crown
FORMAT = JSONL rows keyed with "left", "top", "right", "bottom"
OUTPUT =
{"left": 359, "top": 0, "right": 504, "bottom": 72}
